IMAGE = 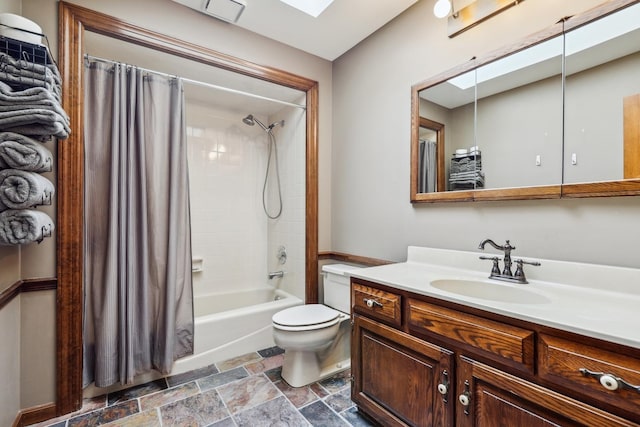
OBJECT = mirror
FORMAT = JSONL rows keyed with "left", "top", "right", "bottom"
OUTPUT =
{"left": 417, "top": 117, "right": 445, "bottom": 193}
{"left": 563, "top": 1, "right": 640, "bottom": 185}
{"left": 411, "top": 0, "right": 640, "bottom": 203}
{"left": 412, "top": 68, "right": 477, "bottom": 201}
{"left": 475, "top": 36, "right": 564, "bottom": 190}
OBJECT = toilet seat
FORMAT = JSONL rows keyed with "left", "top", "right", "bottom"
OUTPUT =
{"left": 272, "top": 304, "right": 342, "bottom": 331}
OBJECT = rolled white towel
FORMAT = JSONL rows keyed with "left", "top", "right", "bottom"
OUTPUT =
{"left": 0, "top": 169, "right": 54, "bottom": 211}
{"left": 0, "top": 209, "right": 54, "bottom": 245}
{"left": 0, "top": 132, "right": 52, "bottom": 172}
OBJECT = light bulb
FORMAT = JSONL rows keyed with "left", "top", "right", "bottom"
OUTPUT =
{"left": 433, "top": 0, "right": 452, "bottom": 18}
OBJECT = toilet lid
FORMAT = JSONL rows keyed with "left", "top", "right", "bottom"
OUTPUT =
{"left": 273, "top": 304, "right": 340, "bottom": 328}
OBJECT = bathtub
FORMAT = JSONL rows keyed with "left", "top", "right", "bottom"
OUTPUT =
{"left": 171, "top": 286, "right": 302, "bottom": 375}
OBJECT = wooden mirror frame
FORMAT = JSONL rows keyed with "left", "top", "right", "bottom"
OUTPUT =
{"left": 410, "top": 0, "right": 640, "bottom": 203}
{"left": 57, "top": 1, "right": 319, "bottom": 415}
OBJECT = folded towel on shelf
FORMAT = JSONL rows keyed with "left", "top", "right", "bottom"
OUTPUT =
{"left": 0, "top": 52, "right": 62, "bottom": 81}
{"left": 0, "top": 53, "right": 62, "bottom": 99}
{"left": 0, "top": 81, "right": 69, "bottom": 122}
{"left": 0, "top": 209, "right": 53, "bottom": 245}
{"left": 0, "top": 57, "right": 62, "bottom": 85}
{"left": 0, "top": 168, "right": 54, "bottom": 211}
{"left": 0, "top": 102, "right": 70, "bottom": 124}
{"left": 0, "top": 108, "right": 70, "bottom": 139}
{"left": 0, "top": 81, "right": 61, "bottom": 107}
{"left": 0, "top": 132, "right": 52, "bottom": 172}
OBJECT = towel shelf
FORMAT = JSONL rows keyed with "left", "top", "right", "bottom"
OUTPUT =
{"left": 0, "top": 35, "right": 52, "bottom": 66}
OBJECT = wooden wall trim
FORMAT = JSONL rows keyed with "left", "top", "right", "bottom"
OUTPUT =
{"left": 0, "top": 278, "right": 57, "bottom": 311}
{"left": 0, "top": 281, "right": 21, "bottom": 311}
{"left": 58, "top": 1, "right": 319, "bottom": 416}
{"left": 318, "top": 251, "right": 394, "bottom": 267}
{"left": 13, "top": 403, "right": 57, "bottom": 427}
{"left": 0, "top": 278, "right": 57, "bottom": 426}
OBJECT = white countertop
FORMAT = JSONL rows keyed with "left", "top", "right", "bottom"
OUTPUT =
{"left": 349, "top": 246, "right": 640, "bottom": 349}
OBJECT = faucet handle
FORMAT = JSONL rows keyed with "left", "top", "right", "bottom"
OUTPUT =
{"left": 514, "top": 259, "right": 541, "bottom": 267}
{"left": 513, "top": 259, "right": 541, "bottom": 283}
{"left": 479, "top": 256, "right": 501, "bottom": 276}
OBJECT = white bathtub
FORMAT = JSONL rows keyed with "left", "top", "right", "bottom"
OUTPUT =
{"left": 171, "top": 287, "right": 302, "bottom": 375}
{"left": 83, "top": 286, "right": 301, "bottom": 397}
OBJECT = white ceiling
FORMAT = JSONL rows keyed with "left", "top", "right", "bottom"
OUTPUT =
{"left": 172, "top": 0, "right": 419, "bottom": 61}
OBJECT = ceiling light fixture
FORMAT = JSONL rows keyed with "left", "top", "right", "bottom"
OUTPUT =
{"left": 433, "top": 0, "right": 452, "bottom": 19}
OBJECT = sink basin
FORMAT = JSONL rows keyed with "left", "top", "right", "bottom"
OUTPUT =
{"left": 430, "top": 279, "right": 551, "bottom": 304}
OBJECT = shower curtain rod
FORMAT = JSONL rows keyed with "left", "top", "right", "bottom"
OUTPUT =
{"left": 84, "top": 54, "right": 307, "bottom": 110}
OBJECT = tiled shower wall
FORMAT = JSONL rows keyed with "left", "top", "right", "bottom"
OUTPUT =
{"left": 266, "top": 107, "right": 307, "bottom": 301}
{"left": 186, "top": 100, "right": 306, "bottom": 300}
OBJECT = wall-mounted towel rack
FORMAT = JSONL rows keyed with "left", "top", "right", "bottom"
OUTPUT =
{"left": 0, "top": 35, "right": 52, "bottom": 66}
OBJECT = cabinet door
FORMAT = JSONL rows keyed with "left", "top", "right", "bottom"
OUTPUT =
{"left": 352, "top": 314, "right": 454, "bottom": 427}
{"left": 456, "top": 356, "right": 639, "bottom": 427}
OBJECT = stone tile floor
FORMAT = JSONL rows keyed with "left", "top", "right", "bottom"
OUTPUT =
{"left": 29, "top": 347, "right": 376, "bottom": 427}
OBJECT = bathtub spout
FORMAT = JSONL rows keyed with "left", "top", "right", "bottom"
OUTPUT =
{"left": 268, "top": 270, "right": 285, "bottom": 280}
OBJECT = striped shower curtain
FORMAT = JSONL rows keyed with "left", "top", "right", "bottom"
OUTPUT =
{"left": 82, "top": 60, "right": 194, "bottom": 387}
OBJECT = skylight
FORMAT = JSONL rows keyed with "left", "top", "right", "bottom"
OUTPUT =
{"left": 279, "top": 0, "right": 335, "bottom": 17}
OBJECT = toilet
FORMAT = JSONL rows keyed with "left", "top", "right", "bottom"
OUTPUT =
{"left": 272, "top": 263, "right": 361, "bottom": 387}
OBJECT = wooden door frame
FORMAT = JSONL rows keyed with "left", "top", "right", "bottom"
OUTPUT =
{"left": 57, "top": 1, "right": 319, "bottom": 414}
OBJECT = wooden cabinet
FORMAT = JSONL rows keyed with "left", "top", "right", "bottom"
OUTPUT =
{"left": 457, "top": 356, "right": 636, "bottom": 427}
{"left": 352, "top": 314, "right": 454, "bottom": 427}
{"left": 351, "top": 278, "right": 640, "bottom": 427}
{"left": 352, "top": 282, "right": 402, "bottom": 327}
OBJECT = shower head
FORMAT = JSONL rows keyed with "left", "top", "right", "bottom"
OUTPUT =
{"left": 242, "top": 114, "right": 268, "bottom": 131}
{"left": 242, "top": 114, "right": 254, "bottom": 126}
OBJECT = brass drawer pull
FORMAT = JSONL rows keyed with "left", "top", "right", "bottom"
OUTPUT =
{"left": 579, "top": 368, "right": 640, "bottom": 393}
{"left": 363, "top": 298, "right": 383, "bottom": 308}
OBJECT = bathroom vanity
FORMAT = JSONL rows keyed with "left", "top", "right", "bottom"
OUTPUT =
{"left": 349, "top": 247, "right": 640, "bottom": 426}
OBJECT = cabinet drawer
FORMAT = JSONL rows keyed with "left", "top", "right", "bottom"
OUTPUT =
{"left": 408, "top": 299, "right": 534, "bottom": 372}
{"left": 539, "top": 334, "right": 640, "bottom": 417}
{"left": 352, "top": 283, "right": 402, "bottom": 327}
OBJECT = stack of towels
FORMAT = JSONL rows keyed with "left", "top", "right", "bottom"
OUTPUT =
{"left": 0, "top": 42, "right": 68, "bottom": 245}
{"left": 449, "top": 148, "right": 484, "bottom": 190}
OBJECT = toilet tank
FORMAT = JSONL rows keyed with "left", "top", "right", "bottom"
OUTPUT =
{"left": 322, "top": 263, "right": 362, "bottom": 313}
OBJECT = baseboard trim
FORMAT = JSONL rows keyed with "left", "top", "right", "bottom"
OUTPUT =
{"left": 318, "top": 251, "right": 394, "bottom": 267}
{"left": 0, "top": 278, "right": 57, "bottom": 310}
{"left": 13, "top": 402, "right": 57, "bottom": 427}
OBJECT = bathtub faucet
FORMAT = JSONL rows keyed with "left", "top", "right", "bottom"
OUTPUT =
{"left": 268, "top": 270, "right": 285, "bottom": 280}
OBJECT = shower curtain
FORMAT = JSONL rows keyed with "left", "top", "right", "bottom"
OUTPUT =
{"left": 82, "top": 60, "right": 193, "bottom": 387}
{"left": 419, "top": 139, "right": 437, "bottom": 193}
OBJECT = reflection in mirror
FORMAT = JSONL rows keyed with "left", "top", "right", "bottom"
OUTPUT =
{"left": 418, "top": 68, "right": 477, "bottom": 194}
{"left": 474, "top": 35, "right": 564, "bottom": 190}
{"left": 417, "top": 35, "right": 564, "bottom": 193}
{"left": 564, "top": 2, "right": 640, "bottom": 184}
{"left": 418, "top": 117, "right": 445, "bottom": 192}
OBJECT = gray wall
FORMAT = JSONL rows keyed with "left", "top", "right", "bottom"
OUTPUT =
{"left": 1, "top": 1, "right": 27, "bottom": 422}
{"left": 331, "top": 0, "right": 640, "bottom": 268}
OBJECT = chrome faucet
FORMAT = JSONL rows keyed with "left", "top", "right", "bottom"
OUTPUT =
{"left": 268, "top": 270, "right": 284, "bottom": 280}
{"left": 478, "top": 239, "right": 515, "bottom": 276}
{"left": 478, "top": 239, "right": 540, "bottom": 284}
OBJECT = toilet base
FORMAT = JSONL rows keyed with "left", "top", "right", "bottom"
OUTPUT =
{"left": 281, "top": 352, "right": 350, "bottom": 388}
